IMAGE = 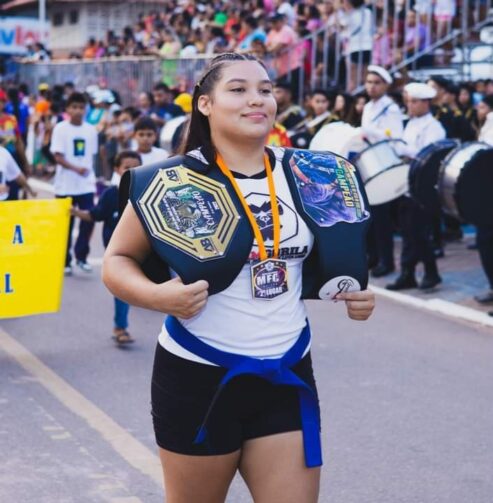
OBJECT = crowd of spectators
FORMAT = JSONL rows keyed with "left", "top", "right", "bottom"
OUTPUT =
{"left": 19, "top": 0, "right": 467, "bottom": 92}
{"left": 1, "top": 72, "right": 492, "bottom": 185}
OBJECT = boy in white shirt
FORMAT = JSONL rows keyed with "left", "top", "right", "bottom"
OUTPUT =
{"left": 0, "top": 145, "right": 36, "bottom": 201}
{"left": 133, "top": 116, "right": 169, "bottom": 165}
{"left": 50, "top": 92, "right": 98, "bottom": 275}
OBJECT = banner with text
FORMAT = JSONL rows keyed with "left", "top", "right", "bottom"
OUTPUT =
{"left": 0, "top": 199, "right": 70, "bottom": 318}
{"left": 0, "top": 17, "right": 47, "bottom": 55}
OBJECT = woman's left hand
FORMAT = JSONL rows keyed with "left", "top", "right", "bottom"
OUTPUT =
{"left": 336, "top": 289, "right": 375, "bottom": 321}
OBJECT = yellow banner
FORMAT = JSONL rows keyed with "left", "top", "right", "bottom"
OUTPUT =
{"left": 0, "top": 198, "right": 71, "bottom": 318}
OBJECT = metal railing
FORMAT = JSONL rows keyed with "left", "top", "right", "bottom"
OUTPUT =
{"left": 16, "top": 56, "right": 161, "bottom": 106}
{"left": 13, "top": 0, "right": 493, "bottom": 106}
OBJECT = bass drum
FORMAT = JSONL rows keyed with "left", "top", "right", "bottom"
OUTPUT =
{"left": 408, "top": 139, "right": 459, "bottom": 215}
{"left": 438, "top": 142, "right": 493, "bottom": 226}
{"left": 309, "top": 122, "right": 361, "bottom": 157}
{"left": 354, "top": 139, "right": 408, "bottom": 205}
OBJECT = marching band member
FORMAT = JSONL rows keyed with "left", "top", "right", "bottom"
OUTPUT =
{"left": 273, "top": 80, "right": 305, "bottom": 130}
{"left": 303, "top": 89, "right": 337, "bottom": 136}
{"left": 362, "top": 66, "right": 405, "bottom": 278}
{"left": 387, "top": 82, "right": 446, "bottom": 291}
{"left": 288, "top": 89, "right": 337, "bottom": 149}
{"left": 103, "top": 53, "right": 375, "bottom": 502}
{"left": 361, "top": 65, "right": 404, "bottom": 143}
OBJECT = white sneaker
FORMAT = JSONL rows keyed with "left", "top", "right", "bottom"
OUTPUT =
{"left": 64, "top": 266, "right": 73, "bottom": 276}
{"left": 76, "top": 260, "right": 93, "bottom": 273}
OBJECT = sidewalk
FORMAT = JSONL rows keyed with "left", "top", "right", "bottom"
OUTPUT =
{"left": 370, "top": 232, "right": 492, "bottom": 316}
{"left": 27, "top": 178, "right": 493, "bottom": 322}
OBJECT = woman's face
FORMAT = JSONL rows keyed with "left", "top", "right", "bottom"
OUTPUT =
{"left": 355, "top": 96, "right": 367, "bottom": 114}
{"left": 310, "top": 93, "right": 329, "bottom": 116}
{"left": 334, "top": 95, "right": 345, "bottom": 113}
{"left": 138, "top": 93, "right": 151, "bottom": 109}
{"left": 198, "top": 61, "right": 277, "bottom": 143}
{"left": 476, "top": 101, "right": 491, "bottom": 121}
{"left": 458, "top": 88, "right": 470, "bottom": 106}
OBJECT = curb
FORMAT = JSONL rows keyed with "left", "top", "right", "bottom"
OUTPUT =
{"left": 371, "top": 285, "right": 493, "bottom": 328}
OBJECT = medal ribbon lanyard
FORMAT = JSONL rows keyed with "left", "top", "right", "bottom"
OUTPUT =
{"left": 216, "top": 152, "right": 280, "bottom": 260}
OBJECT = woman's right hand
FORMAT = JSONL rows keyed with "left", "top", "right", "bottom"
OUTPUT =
{"left": 156, "top": 277, "right": 209, "bottom": 319}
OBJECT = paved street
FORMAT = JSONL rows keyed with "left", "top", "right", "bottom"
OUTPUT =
{"left": 1, "top": 229, "right": 493, "bottom": 502}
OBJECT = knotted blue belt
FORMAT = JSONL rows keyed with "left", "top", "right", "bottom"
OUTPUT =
{"left": 164, "top": 315, "right": 323, "bottom": 468}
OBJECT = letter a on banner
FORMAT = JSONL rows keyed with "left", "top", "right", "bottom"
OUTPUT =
{"left": 0, "top": 199, "right": 71, "bottom": 318}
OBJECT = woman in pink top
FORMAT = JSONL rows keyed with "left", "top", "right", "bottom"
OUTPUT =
{"left": 266, "top": 13, "right": 302, "bottom": 80}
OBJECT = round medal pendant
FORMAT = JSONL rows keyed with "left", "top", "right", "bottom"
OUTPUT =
{"left": 251, "top": 259, "right": 289, "bottom": 300}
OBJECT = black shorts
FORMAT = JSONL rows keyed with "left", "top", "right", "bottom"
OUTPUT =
{"left": 349, "top": 50, "right": 372, "bottom": 64}
{"left": 151, "top": 343, "right": 320, "bottom": 456}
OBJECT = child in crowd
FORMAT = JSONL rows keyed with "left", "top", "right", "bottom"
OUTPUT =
{"left": 50, "top": 92, "right": 98, "bottom": 274}
{"left": 71, "top": 150, "right": 142, "bottom": 345}
{"left": 132, "top": 116, "right": 169, "bottom": 164}
{"left": 0, "top": 145, "right": 36, "bottom": 201}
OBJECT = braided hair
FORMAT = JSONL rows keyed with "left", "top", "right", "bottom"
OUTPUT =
{"left": 179, "top": 52, "right": 268, "bottom": 157}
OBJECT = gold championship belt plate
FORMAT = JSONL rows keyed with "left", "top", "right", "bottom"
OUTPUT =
{"left": 138, "top": 167, "right": 240, "bottom": 261}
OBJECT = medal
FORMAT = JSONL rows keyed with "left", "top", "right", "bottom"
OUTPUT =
{"left": 216, "top": 152, "right": 288, "bottom": 300}
{"left": 251, "top": 258, "right": 288, "bottom": 300}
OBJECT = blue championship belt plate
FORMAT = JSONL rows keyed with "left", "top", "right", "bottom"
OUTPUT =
{"left": 138, "top": 166, "right": 240, "bottom": 261}
{"left": 289, "top": 150, "right": 370, "bottom": 227}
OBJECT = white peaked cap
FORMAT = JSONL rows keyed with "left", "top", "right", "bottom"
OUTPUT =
{"left": 367, "top": 65, "right": 393, "bottom": 84}
{"left": 404, "top": 82, "right": 437, "bottom": 100}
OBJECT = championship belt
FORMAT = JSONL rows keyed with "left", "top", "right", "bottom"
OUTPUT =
{"left": 279, "top": 148, "right": 371, "bottom": 299}
{"left": 125, "top": 155, "right": 255, "bottom": 294}
{"left": 138, "top": 165, "right": 240, "bottom": 261}
{"left": 125, "top": 149, "right": 371, "bottom": 299}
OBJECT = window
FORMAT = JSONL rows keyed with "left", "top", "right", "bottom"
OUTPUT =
{"left": 69, "top": 10, "right": 79, "bottom": 25}
{"left": 53, "top": 12, "right": 63, "bottom": 26}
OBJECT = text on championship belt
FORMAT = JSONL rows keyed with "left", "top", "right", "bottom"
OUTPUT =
{"left": 138, "top": 167, "right": 240, "bottom": 261}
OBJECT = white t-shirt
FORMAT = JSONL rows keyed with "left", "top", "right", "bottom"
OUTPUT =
{"left": 0, "top": 146, "right": 21, "bottom": 201}
{"left": 159, "top": 150, "right": 315, "bottom": 364}
{"left": 50, "top": 120, "right": 98, "bottom": 196}
{"left": 361, "top": 95, "right": 404, "bottom": 142}
{"left": 341, "top": 7, "right": 373, "bottom": 53}
{"left": 138, "top": 147, "right": 169, "bottom": 166}
{"left": 434, "top": 0, "right": 456, "bottom": 17}
{"left": 401, "top": 113, "right": 446, "bottom": 158}
{"left": 277, "top": 2, "right": 297, "bottom": 26}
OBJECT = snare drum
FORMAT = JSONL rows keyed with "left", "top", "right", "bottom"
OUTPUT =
{"left": 309, "top": 122, "right": 361, "bottom": 157}
{"left": 354, "top": 139, "right": 409, "bottom": 205}
{"left": 438, "top": 142, "right": 493, "bottom": 226}
{"left": 408, "top": 139, "right": 459, "bottom": 215}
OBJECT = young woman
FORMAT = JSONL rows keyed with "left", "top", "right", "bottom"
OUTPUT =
{"left": 346, "top": 92, "right": 369, "bottom": 127}
{"left": 332, "top": 91, "right": 353, "bottom": 123}
{"left": 103, "top": 53, "right": 375, "bottom": 503}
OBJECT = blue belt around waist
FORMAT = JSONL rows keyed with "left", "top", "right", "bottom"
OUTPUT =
{"left": 164, "top": 315, "right": 323, "bottom": 468}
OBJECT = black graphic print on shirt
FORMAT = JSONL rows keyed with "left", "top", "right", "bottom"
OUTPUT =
{"left": 248, "top": 199, "right": 284, "bottom": 241}
{"left": 245, "top": 192, "right": 308, "bottom": 261}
